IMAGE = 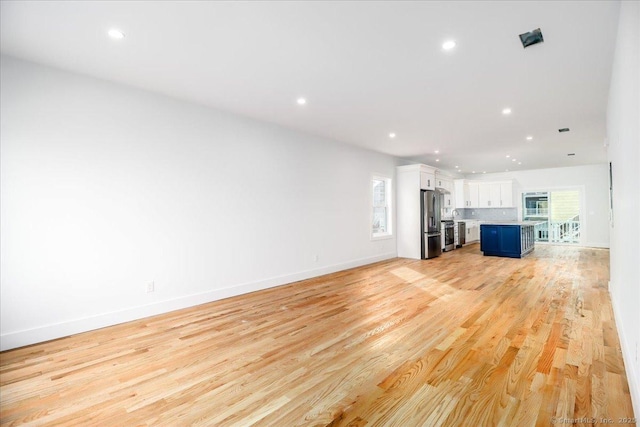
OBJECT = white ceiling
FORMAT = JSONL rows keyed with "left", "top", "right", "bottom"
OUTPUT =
{"left": 0, "top": 1, "right": 620, "bottom": 174}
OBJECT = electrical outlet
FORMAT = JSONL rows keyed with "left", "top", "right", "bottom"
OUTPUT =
{"left": 146, "top": 282, "right": 155, "bottom": 293}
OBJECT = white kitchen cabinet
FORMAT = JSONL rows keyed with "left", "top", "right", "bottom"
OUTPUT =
{"left": 481, "top": 181, "right": 514, "bottom": 207}
{"left": 489, "top": 183, "right": 502, "bottom": 207}
{"left": 435, "top": 174, "right": 454, "bottom": 209}
{"left": 466, "top": 182, "right": 479, "bottom": 207}
{"left": 420, "top": 171, "right": 435, "bottom": 190}
{"left": 454, "top": 179, "right": 466, "bottom": 208}
{"left": 500, "top": 181, "right": 513, "bottom": 207}
{"left": 461, "top": 180, "right": 514, "bottom": 208}
{"left": 397, "top": 164, "right": 437, "bottom": 259}
{"left": 443, "top": 191, "right": 454, "bottom": 209}
{"left": 478, "top": 183, "right": 490, "bottom": 207}
{"left": 479, "top": 183, "right": 501, "bottom": 207}
{"left": 465, "top": 220, "right": 480, "bottom": 242}
{"left": 435, "top": 177, "right": 453, "bottom": 190}
{"left": 446, "top": 183, "right": 454, "bottom": 209}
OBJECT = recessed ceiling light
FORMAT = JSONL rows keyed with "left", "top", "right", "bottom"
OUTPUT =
{"left": 435, "top": 159, "right": 440, "bottom": 162}
{"left": 388, "top": 132, "right": 396, "bottom": 139}
{"left": 526, "top": 136, "right": 533, "bottom": 141}
{"left": 506, "top": 169, "right": 509, "bottom": 172}
{"left": 296, "top": 98, "right": 307, "bottom": 105}
{"left": 472, "top": 171, "right": 476, "bottom": 174}
{"left": 108, "top": 29, "right": 125, "bottom": 39}
{"left": 483, "top": 171, "right": 486, "bottom": 174}
{"left": 442, "top": 40, "right": 456, "bottom": 51}
{"left": 434, "top": 150, "right": 440, "bottom": 154}
{"left": 455, "top": 165, "right": 459, "bottom": 168}
{"left": 512, "top": 158, "right": 516, "bottom": 162}
{"left": 506, "top": 155, "right": 511, "bottom": 158}
{"left": 518, "top": 162, "right": 522, "bottom": 165}
{"left": 502, "top": 108, "right": 512, "bottom": 115}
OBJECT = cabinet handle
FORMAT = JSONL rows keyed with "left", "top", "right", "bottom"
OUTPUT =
{"left": 428, "top": 179, "right": 431, "bottom": 187}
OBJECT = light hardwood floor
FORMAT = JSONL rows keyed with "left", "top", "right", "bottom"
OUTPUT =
{"left": 0, "top": 244, "right": 635, "bottom": 426}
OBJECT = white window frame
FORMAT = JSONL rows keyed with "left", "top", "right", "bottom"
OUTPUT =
{"left": 371, "top": 174, "right": 393, "bottom": 240}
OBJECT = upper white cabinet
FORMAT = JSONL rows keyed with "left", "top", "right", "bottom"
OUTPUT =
{"left": 443, "top": 191, "right": 454, "bottom": 208}
{"left": 456, "top": 180, "right": 479, "bottom": 208}
{"left": 454, "top": 179, "right": 465, "bottom": 208}
{"left": 435, "top": 176, "right": 453, "bottom": 191}
{"left": 455, "top": 179, "right": 514, "bottom": 208}
{"left": 479, "top": 183, "right": 500, "bottom": 207}
{"left": 500, "top": 182, "right": 513, "bottom": 207}
{"left": 455, "top": 179, "right": 470, "bottom": 208}
{"left": 435, "top": 171, "right": 455, "bottom": 209}
{"left": 420, "top": 171, "right": 435, "bottom": 190}
{"left": 467, "top": 182, "right": 480, "bottom": 208}
{"left": 481, "top": 181, "right": 513, "bottom": 207}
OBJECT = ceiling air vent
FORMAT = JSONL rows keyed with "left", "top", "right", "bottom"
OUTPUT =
{"left": 567, "top": 153, "right": 576, "bottom": 156}
{"left": 519, "top": 28, "right": 544, "bottom": 48}
{"left": 559, "top": 128, "right": 570, "bottom": 133}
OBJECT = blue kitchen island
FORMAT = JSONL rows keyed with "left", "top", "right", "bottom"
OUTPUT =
{"left": 480, "top": 222, "right": 536, "bottom": 258}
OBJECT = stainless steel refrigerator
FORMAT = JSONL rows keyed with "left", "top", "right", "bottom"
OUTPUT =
{"left": 421, "top": 190, "right": 442, "bottom": 259}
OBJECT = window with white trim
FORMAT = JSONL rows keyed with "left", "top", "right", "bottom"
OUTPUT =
{"left": 372, "top": 175, "right": 392, "bottom": 239}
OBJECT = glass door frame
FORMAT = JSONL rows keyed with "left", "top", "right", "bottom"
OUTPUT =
{"left": 518, "top": 185, "right": 586, "bottom": 246}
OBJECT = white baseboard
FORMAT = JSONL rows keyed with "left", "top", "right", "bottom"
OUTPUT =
{"left": 609, "top": 281, "right": 640, "bottom": 418}
{"left": 0, "top": 252, "right": 397, "bottom": 351}
{"left": 584, "top": 241, "right": 610, "bottom": 248}
{"left": 528, "top": 241, "right": 609, "bottom": 249}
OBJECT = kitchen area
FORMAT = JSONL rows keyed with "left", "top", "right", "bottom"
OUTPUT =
{"left": 397, "top": 164, "right": 530, "bottom": 260}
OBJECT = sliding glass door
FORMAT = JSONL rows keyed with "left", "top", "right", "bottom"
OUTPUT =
{"left": 522, "top": 190, "right": 581, "bottom": 244}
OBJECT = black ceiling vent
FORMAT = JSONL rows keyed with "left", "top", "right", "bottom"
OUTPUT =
{"left": 567, "top": 153, "right": 576, "bottom": 156}
{"left": 519, "top": 28, "right": 544, "bottom": 48}
{"left": 559, "top": 128, "right": 570, "bottom": 133}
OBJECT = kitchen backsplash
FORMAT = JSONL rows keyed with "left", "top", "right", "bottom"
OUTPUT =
{"left": 454, "top": 208, "right": 518, "bottom": 221}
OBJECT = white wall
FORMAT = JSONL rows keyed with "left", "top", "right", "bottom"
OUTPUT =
{"left": 465, "top": 163, "right": 610, "bottom": 248}
{"left": 0, "top": 56, "right": 399, "bottom": 350}
{"left": 607, "top": 0, "right": 640, "bottom": 417}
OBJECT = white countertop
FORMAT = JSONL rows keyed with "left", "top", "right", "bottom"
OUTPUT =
{"left": 453, "top": 220, "right": 542, "bottom": 225}
{"left": 479, "top": 221, "right": 542, "bottom": 226}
